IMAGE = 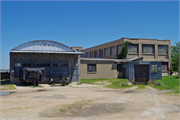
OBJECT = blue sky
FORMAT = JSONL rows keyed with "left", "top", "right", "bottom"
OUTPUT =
{"left": 1, "top": 1, "right": 179, "bottom": 69}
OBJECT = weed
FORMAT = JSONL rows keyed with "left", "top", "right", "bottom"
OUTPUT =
{"left": 59, "top": 109, "right": 65, "bottom": 112}
{"left": 136, "top": 84, "right": 146, "bottom": 89}
{"left": 0, "top": 84, "right": 16, "bottom": 90}
{"left": 76, "top": 82, "right": 82, "bottom": 85}
{"left": 81, "top": 78, "right": 133, "bottom": 89}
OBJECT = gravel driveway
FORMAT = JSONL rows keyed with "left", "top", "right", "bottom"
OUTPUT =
{"left": 0, "top": 83, "right": 180, "bottom": 120}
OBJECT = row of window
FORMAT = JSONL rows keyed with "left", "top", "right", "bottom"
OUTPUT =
{"left": 85, "top": 44, "right": 168, "bottom": 58}
{"left": 15, "top": 63, "right": 68, "bottom": 67}
{"left": 86, "top": 45, "right": 123, "bottom": 58}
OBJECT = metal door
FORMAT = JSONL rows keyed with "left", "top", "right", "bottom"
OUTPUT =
{"left": 134, "top": 65, "right": 149, "bottom": 84}
{"left": 51, "top": 60, "right": 69, "bottom": 77}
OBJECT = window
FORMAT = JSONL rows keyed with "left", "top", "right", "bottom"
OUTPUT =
{"left": 104, "top": 48, "right": 109, "bottom": 56}
{"left": 15, "top": 63, "right": 22, "bottom": 67}
{"left": 87, "top": 64, "right": 96, "bottom": 72}
{"left": 117, "top": 45, "right": 122, "bottom": 54}
{"left": 76, "top": 49, "right": 79, "bottom": 52}
{"left": 142, "top": 45, "right": 155, "bottom": 53}
{"left": 117, "top": 64, "right": 122, "bottom": 72}
{"left": 151, "top": 65, "right": 157, "bottom": 73}
{"left": 90, "top": 51, "right": 93, "bottom": 58}
{"left": 110, "top": 46, "right": 115, "bottom": 55}
{"left": 99, "top": 49, "right": 103, "bottom": 58}
{"left": 94, "top": 50, "right": 98, "bottom": 58}
{"left": 86, "top": 52, "right": 90, "bottom": 58}
{"left": 53, "top": 64, "right": 58, "bottom": 67}
{"left": 158, "top": 45, "right": 168, "bottom": 54}
{"left": 162, "top": 62, "right": 168, "bottom": 72}
{"left": 128, "top": 44, "right": 138, "bottom": 53}
{"left": 80, "top": 54, "right": 85, "bottom": 58}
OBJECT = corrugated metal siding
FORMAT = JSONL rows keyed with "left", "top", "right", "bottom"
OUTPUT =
{"left": 149, "top": 62, "right": 162, "bottom": 79}
{"left": 11, "top": 53, "right": 80, "bottom": 82}
{"left": 122, "top": 62, "right": 162, "bottom": 80}
{"left": 128, "top": 63, "right": 134, "bottom": 79}
{"left": 122, "top": 63, "right": 129, "bottom": 79}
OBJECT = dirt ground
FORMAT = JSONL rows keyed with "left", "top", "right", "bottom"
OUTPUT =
{"left": 0, "top": 83, "right": 180, "bottom": 120}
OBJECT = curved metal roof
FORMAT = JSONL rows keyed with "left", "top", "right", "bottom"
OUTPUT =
{"left": 10, "top": 40, "right": 84, "bottom": 54}
{"left": 11, "top": 40, "right": 74, "bottom": 52}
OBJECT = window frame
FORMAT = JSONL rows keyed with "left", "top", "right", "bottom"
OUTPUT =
{"left": 90, "top": 51, "right": 94, "bottom": 58}
{"left": 94, "top": 50, "right": 98, "bottom": 58}
{"left": 142, "top": 44, "right": 155, "bottom": 54}
{"left": 117, "top": 44, "right": 122, "bottom": 54}
{"left": 128, "top": 44, "right": 138, "bottom": 54}
{"left": 99, "top": 49, "right": 103, "bottom": 58}
{"left": 110, "top": 46, "right": 115, "bottom": 56}
{"left": 151, "top": 64, "right": 157, "bottom": 73}
{"left": 86, "top": 52, "right": 90, "bottom": 58}
{"left": 104, "top": 48, "right": 109, "bottom": 56}
{"left": 158, "top": 45, "right": 168, "bottom": 54}
{"left": 87, "top": 64, "right": 96, "bottom": 73}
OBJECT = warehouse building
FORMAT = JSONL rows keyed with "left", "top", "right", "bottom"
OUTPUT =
{"left": 10, "top": 40, "right": 84, "bottom": 85}
{"left": 81, "top": 37, "right": 171, "bottom": 76}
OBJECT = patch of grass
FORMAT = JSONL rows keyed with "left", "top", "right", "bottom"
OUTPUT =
{"left": 136, "top": 84, "right": 146, "bottom": 89}
{"left": 76, "top": 82, "right": 82, "bottom": 85}
{"left": 50, "top": 84, "right": 54, "bottom": 87}
{"left": 0, "top": 84, "right": 16, "bottom": 90}
{"left": 11, "top": 107, "right": 21, "bottom": 110}
{"left": 149, "top": 75, "right": 179, "bottom": 93}
{"left": 81, "top": 78, "right": 133, "bottom": 89}
{"left": 59, "top": 109, "right": 65, "bottom": 112}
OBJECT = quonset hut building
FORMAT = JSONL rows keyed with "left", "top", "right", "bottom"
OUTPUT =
{"left": 10, "top": 40, "right": 84, "bottom": 85}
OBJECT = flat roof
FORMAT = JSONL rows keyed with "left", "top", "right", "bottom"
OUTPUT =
{"left": 80, "top": 57, "right": 143, "bottom": 62}
{"left": 82, "top": 37, "right": 170, "bottom": 51}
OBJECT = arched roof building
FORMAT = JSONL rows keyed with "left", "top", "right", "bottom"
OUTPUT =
{"left": 10, "top": 40, "right": 84, "bottom": 85}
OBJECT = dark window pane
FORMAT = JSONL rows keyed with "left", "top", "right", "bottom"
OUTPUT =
{"left": 99, "top": 49, "right": 103, "bottom": 58}
{"left": 128, "top": 44, "right": 138, "bottom": 53}
{"left": 142, "top": 45, "right": 155, "bottom": 53}
{"left": 158, "top": 45, "right": 168, "bottom": 54}
{"left": 87, "top": 64, "right": 96, "bottom": 72}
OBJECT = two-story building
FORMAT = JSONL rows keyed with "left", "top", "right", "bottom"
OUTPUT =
{"left": 81, "top": 37, "right": 171, "bottom": 76}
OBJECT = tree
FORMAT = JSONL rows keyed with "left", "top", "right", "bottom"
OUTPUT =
{"left": 117, "top": 41, "right": 133, "bottom": 59}
{"left": 171, "top": 42, "right": 179, "bottom": 73}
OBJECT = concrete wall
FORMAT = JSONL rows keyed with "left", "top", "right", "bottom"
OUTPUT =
{"left": 162, "top": 72, "right": 169, "bottom": 76}
{"left": 79, "top": 60, "right": 121, "bottom": 79}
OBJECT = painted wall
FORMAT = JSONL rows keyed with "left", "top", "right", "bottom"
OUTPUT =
{"left": 79, "top": 60, "right": 121, "bottom": 79}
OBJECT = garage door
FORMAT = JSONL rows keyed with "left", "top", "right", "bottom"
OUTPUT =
{"left": 134, "top": 65, "right": 149, "bottom": 84}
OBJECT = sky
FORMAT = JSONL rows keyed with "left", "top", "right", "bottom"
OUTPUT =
{"left": 0, "top": 1, "right": 179, "bottom": 69}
